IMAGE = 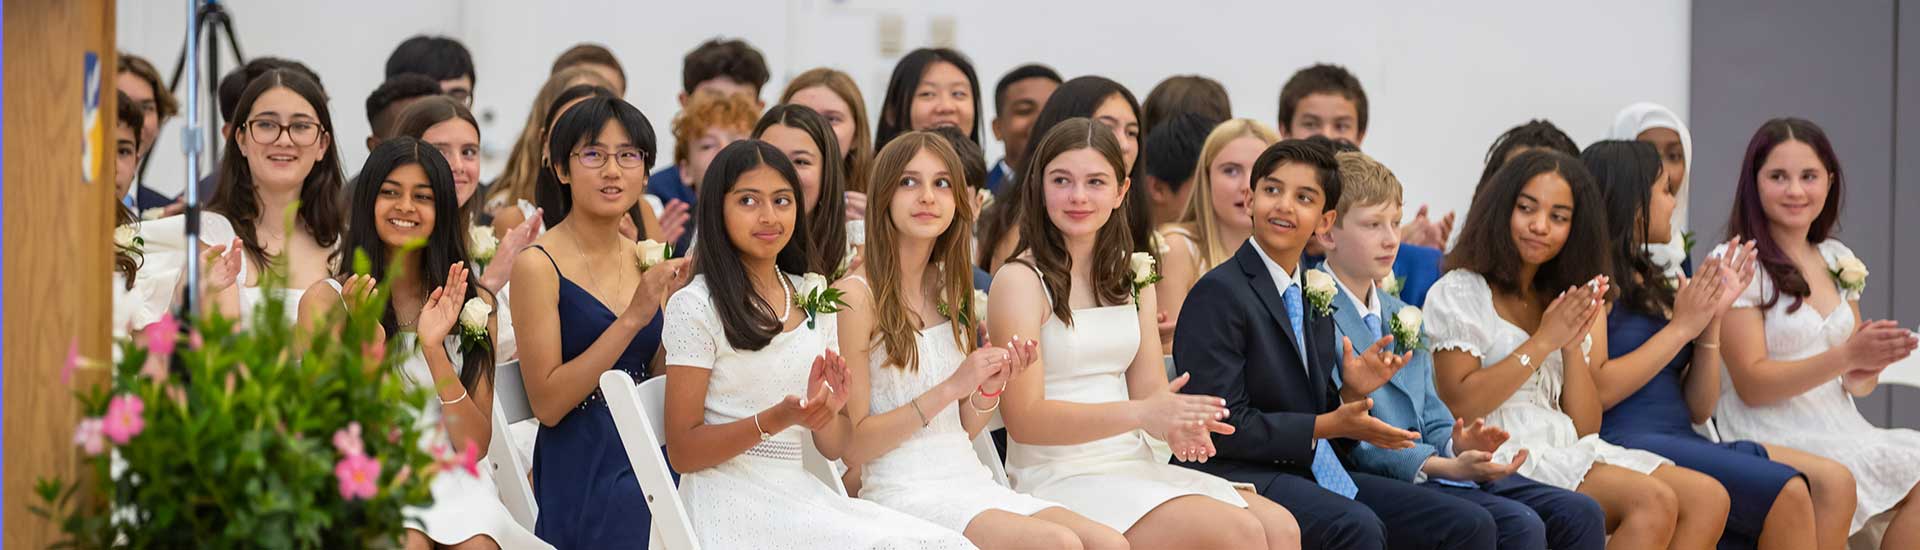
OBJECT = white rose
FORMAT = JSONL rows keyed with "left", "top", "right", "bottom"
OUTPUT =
{"left": 799, "top": 273, "right": 829, "bottom": 299}
{"left": 1836, "top": 255, "right": 1869, "bottom": 286}
{"left": 1394, "top": 306, "right": 1422, "bottom": 333}
{"left": 1304, "top": 269, "right": 1337, "bottom": 296}
{"left": 846, "top": 219, "right": 866, "bottom": 247}
{"left": 459, "top": 297, "right": 492, "bottom": 330}
{"left": 972, "top": 289, "right": 990, "bottom": 322}
{"left": 468, "top": 225, "right": 498, "bottom": 261}
{"left": 1130, "top": 252, "right": 1157, "bottom": 284}
{"left": 114, "top": 225, "right": 138, "bottom": 249}
{"left": 635, "top": 239, "right": 669, "bottom": 269}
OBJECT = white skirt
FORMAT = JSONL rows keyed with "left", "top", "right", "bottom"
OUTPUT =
{"left": 1008, "top": 430, "right": 1250, "bottom": 531}
{"left": 680, "top": 452, "right": 976, "bottom": 549}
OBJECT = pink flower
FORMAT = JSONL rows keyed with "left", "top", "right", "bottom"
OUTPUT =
{"left": 387, "top": 426, "right": 402, "bottom": 444}
{"left": 101, "top": 394, "right": 145, "bottom": 444}
{"left": 187, "top": 329, "right": 205, "bottom": 350}
{"left": 361, "top": 340, "right": 387, "bottom": 363}
{"left": 139, "top": 355, "right": 170, "bottom": 383}
{"left": 333, "top": 453, "right": 381, "bottom": 500}
{"left": 64, "top": 338, "right": 84, "bottom": 385}
{"left": 142, "top": 314, "right": 179, "bottom": 357}
{"left": 457, "top": 438, "right": 481, "bottom": 477}
{"left": 332, "top": 422, "right": 365, "bottom": 457}
{"left": 73, "top": 418, "right": 106, "bottom": 456}
{"left": 390, "top": 464, "right": 413, "bottom": 488}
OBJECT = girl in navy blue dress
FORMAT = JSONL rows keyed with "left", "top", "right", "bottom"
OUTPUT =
{"left": 1581, "top": 140, "right": 1857, "bottom": 550}
{"left": 509, "top": 96, "right": 692, "bottom": 548}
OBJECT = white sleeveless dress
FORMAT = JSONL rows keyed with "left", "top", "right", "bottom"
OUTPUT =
{"left": 663, "top": 276, "right": 975, "bottom": 549}
{"left": 1004, "top": 265, "right": 1250, "bottom": 532}
{"left": 236, "top": 252, "right": 307, "bottom": 327}
{"left": 844, "top": 276, "right": 1060, "bottom": 533}
{"left": 1711, "top": 240, "right": 1920, "bottom": 533}
{"left": 1422, "top": 270, "right": 1670, "bottom": 491}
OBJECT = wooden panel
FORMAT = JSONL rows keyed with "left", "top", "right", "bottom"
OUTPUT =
{"left": 3, "top": 0, "right": 116, "bottom": 546}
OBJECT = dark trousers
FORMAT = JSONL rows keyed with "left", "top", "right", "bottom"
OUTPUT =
{"left": 1424, "top": 475, "right": 1607, "bottom": 550}
{"left": 1259, "top": 471, "right": 1497, "bottom": 550}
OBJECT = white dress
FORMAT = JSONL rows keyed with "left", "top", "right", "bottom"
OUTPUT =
{"left": 663, "top": 276, "right": 975, "bottom": 549}
{"left": 1005, "top": 265, "right": 1250, "bottom": 532}
{"left": 236, "top": 253, "right": 307, "bottom": 327}
{"left": 845, "top": 277, "right": 1060, "bottom": 533}
{"left": 1423, "top": 270, "right": 1670, "bottom": 491}
{"left": 1711, "top": 239, "right": 1920, "bottom": 533}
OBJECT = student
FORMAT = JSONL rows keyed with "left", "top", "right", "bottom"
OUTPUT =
{"left": 781, "top": 68, "right": 876, "bottom": 220}
{"left": 677, "top": 37, "right": 770, "bottom": 108}
{"left": 1476, "top": 120, "right": 1581, "bottom": 195}
{"left": 508, "top": 97, "right": 689, "bottom": 547}
{"left": 1323, "top": 150, "right": 1608, "bottom": 550}
{"left": 296, "top": 138, "right": 541, "bottom": 550}
{"left": 1585, "top": 139, "right": 1858, "bottom": 550}
{"left": 876, "top": 48, "right": 983, "bottom": 151}
{"left": 1142, "top": 112, "right": 1220, "bottom": 227}
{"left": 1426, "top": 150, "right": 1732, "bottom": 548}
{"left": 651, "top": 92, "right": 759, "bottom": 256}
{"left": 202, "top": 69, "right": 347, "bottom": 325}
{"left": 396, "top": 95, "right": 536, "bottom": 286}
{"left": 116, "top": 53, "right": 180, "bottom": 211}
{"left": 1608, "top": 103, "right": 1692, "bottom": 282}
{"left": 986, "top": 64, "right": 1062, "bottom": 193}
{"left": 834, "top": 131, "right": 1124, "bottom": 549}
{"left": 1141, "top": 75, "right": 1230, "bottom": 137}
{"left": 111, "top": 91, "right": 153, "bottom": 334}
{"left": 1172, "top": 138, "right": 1494, "bottom": 550}
{"left": 660, "top": 140, "right": 973, "bottom": 548}
{"left": 1712, "top": 118, "right": 1920, "bottom": 548}
{"left": 550, "top": 43, "right": 627, "bottom": 96}
{"left": 363, "top": 73, "right": 442, "bottom": 153}
{"left": 177, "top": 57, "right": 323, "bottom": 209}
{"left": 385, "top": 35, "right": 475, "bottom": 105}
{"left": 928, "top": 126, "right": 995, "bottom": 292}
{"left": 489, "top": 67, "right": 616, "bottom": 236}
{"left": 753, "top": 104, "right": 851, "bottom": 277}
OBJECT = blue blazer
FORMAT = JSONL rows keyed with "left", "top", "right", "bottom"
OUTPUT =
{"left": 1391, "top": 243, "right": 1443, "bottom": 307}
{"left": 1324, "top": 272, "right": 1456, "bottom": 483}
{"left": 985, "top": 159, "right": 1010, "bottom": 196}
{"left": 1173, "top": 241, "right": 1351, "bottom": 492}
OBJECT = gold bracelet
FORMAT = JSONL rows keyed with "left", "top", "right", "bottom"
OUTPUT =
{"left": 909, "top": 398, "right": 930, "bottom": 427}
{"left": 968, "top": 392, "right": 1001, "bottom": 415}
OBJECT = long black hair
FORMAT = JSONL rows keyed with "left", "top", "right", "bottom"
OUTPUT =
{"left": 1445, "top": 150, "right": 1613, "bottom": 300}
{"left": 537, "top": 94, "right": 654, "bottom": 237}
{"left": 394, "top": 95, "right": 483, "bottom": 223}
{"left": 875, "top": 48, "right": 982, "bottom": 150}
{"left": 209, "top": 69, "right": 348, "bottom": 271}
{"left": 754, "top": 104, "right": 848, "bottom": 273}
{"left": 1475, "top": 119, "right": 1580, "bottom": 197}
{"left": 341, "top": 137, "right": 494, "bottom": 393}
{"left": 694, "top": 140, "right": 812, "bottom": 350}
{"left": 1584, "top": 140, "right": 1673, "bottom": 316}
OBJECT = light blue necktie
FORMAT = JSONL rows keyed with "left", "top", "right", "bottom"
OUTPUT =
{"left": 1284, "top": 283, "right": 1358, "bottom": 498}
{"left": 1363, "top": 312, "right": 1383, "bottom": 343}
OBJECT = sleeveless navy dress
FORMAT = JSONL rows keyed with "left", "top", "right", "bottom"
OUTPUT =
{"left": 528, "top": 246, "right": 663, "bottom": 548}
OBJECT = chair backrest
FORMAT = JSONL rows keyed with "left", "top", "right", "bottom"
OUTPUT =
{"left": 974, "top": 414, "right": 1009, "bottom": 487}
{"left": 486, "top": 361, "right": 540, "bottom": 530}
{"left": 1875, "top": 344, "right": 1920, "bottom": 390}
{"left": 800, "top": 431, "right": 849, "bottom": 496}
{"left": 602, "top": 373, "right": 701, "bottom": 550}
{"left": 493, "top": 359, "right": 535, "bottom": 423}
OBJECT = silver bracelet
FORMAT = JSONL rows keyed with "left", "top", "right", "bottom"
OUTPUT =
{"left": 752, "top": 412, "right": 772, "bottom": 442}
{"left": 439, "top": 388, "right": 469, "bottom": 406}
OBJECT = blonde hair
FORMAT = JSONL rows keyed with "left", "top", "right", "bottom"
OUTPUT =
{"left": 1176, "top": 119, "right": 1281, "bottom": 270}
{"left": 1333, "top": 151, "right": 1403, "bottom": 225}
{"left": 781, "top": 68, "right": 874, "bottom": 195}
{"left": 671, "top": 92, "right": 760, "bottom": 165}
{"left": 864, "top": 132, "right": 977, "bottom": 370}
{"left": 490, "top": 67, "right": 612, "bottom": 207}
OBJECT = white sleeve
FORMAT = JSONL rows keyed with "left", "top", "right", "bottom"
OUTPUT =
{"left": 663, "top": 283, "right": 719, "bottom": 369}
{"left": 1423, "top": 271, "right": 1491, "bottom": 360}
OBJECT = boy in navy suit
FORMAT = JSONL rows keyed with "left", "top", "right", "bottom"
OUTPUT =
{"left": 1174, "top": 139, "right": 1496, "bottom": 550}
{"left": 1321, "top": 151, "right": 1606, "bottom": 550}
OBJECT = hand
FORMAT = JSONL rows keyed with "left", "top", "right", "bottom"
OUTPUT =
{"left": 162, "top": 200, "right": 188, "bottom": 217}
{"left": 1398, "top": 205, "right": 1456, "bottom": 249}
{"left": 1435, "top": 449, "right": 1527, "bottom": 483}
{"left": 806, "top": 349, "right": 851, "bottom": 416}
{"left": 337, "top": 273, "right": 379, "bottom": 311}
{"left": 200, "top": 238, "right": 245, "bottom": 293}
{"left": 843, "top": 191, "right": 868, "bottom": 221}
{"left": 1156, "top": 310, "right": 1176, "bottom": 347}
{"left": 492, "top": 208, "right": 543, "bottom": 269}
{"left": 948, "top": 345, "right": 1013, "bottom": 392}
{"left": 1670, "top": 257, "right": 1725, "bottom": 334}
{"left": 1841, "top": 321, "right": 1919, "bottom": 372}
{"left": 415, "top": 262, "right": 471, "bottom": 342}
{"left": 617, "top": 215, "right": 640, "bottom": 242}
{"left": 1537, "top": 277, "right": 1607, "bottom": 349}
{"left": 657, "top": 199, "right": 691, "bottom": 245}
{"left": 978, "top": 335, "right": 1040, "bottom": 394}
{"left": 625, "top": 258, "right": 693, "bottom": 320}
{"left": 1320, "top": 398, "right": 1419, "bottom": 449}
{"left": 1167, "top": 420, "right": 1229, "bottom": 463}
{"left": 1711, "top": 237, "right": 1759, "bottom": 314}
{"left": 1450, "top": 417, "right": 1509, "bottom": 454}
{"left": 1340, "top": 335, "right": 1413, "bottom": 397}
{"left": 1138, "top": 373, "right": 1233, "bottom": 442}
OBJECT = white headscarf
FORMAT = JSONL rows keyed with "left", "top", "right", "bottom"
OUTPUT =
{"left": 1609, "top": 102, "right": 1692, "bottom": 280}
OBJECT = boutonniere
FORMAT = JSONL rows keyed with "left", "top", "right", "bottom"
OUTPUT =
{"left": 1302, "top": 269, "right": 1337, "bottom": 317}
{"left": 937, "top": 289, "right": 989, "bottom": 326}
{"left": 793, "top": 273, "right": 846, "bottom": 329}
{"left": 114, "top": 224, "right": 145, "bottom": 258}
{"left": 468, "top": 225, "right": 499, "bottom": 268}
{"left": 1830, "top": 253, "right": 1868, "bottom": 294}
{"left": 1129, "top": 252, "right": 1161, "bottom": 310}
{"left": 1379, "top": 274, "right": 1403, "bottom": 298}
{"left": 1388, "top": 306, "right": 1425, "bottom": 354}
{"left": 457, "top": 297, "right": 491, "bottom": 355}
{"left": 634, "top": 239, "right": 671, "bottom": 272}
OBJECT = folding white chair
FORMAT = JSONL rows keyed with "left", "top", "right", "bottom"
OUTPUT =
{"left": 801, "top": 431, "right": 850, "bottom": 496}
{"left": 487, "top": 360, "right": 540, "bottom": 531}
{"left": 601, "top": 373, "right": 702, "bottom": 550}
{"left": 974, "top": 414, "right": 1010, "bottom": 487}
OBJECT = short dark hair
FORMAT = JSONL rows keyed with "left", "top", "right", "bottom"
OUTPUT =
{"left": 1250, "top": 138, "right": 1341, "bottom": 214}
{"left": 1446, "top": 149, "right": 1612, "bottom": 298}
{"left": 1277, "top": 64, "right": 1368, "bottom": 135}
{"left": 115, "top": 90, "right": 145, "bottom": 146}
{"left": 365, "top": 73, "right": 443, "bottom": 139}
{"left": 682, "top": 38, "right": 769, "bottom": 95}
{"left": 551, "top": 43, "right": 625, "bottom": 84}
{"left": 219, "top": 57, "right": 322, "bottom": 123}
{"left": 1142, "top": 111, "right": 1219, "bottom": 192}
{"left": 384, "top": 35, "right": 475, "bottom": 84}
{"left": 992, "top": 64, "right": 1062, "bottom": 116}
{"left": 1476, "top": 119, "right": 1580, "bottom": 194}
{"left": 693, "top": 140, "right": 812, "bottom": 351}
{"left": 876, "top": 48, "right": 983, "bottom": 150}
{"left": 540, "top": 97, "right": 656, "bottom": 226}
{"left": 116, "top": 53, "right": 178, "bottom": 120}
{"left": 1142, "top": 75, "right": 1230, "bottom": 136}
{"left": 930, "top": 125, "right": 987, "bottom": 191}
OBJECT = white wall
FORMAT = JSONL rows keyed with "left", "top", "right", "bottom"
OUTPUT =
{"left": 118, "top": 0, "right": 1688, "bottom": 227}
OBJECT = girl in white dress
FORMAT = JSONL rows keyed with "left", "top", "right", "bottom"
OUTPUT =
{"left": 661, "top": 139, "right": 974, "bottom": 549}
{"left": 296, "top": 137, "right": 542, "bottom": 549}
{"left": 204, "top": 69, "right": 345, "bottom": 326}
{"left": 1426, "top": 149, "right": 1730, "bottom": 549}
{"left": 1154, "top": 119, "right": 1282, "bottom": 353}
{"left": 836, "top": 132, "right": 1127, "bottom": 549}
{"left": 1712, "top": 117, "right": 1920, "bottom": 547}
{"left": 988, "top": 118, "right": 1300, "bottom": 549}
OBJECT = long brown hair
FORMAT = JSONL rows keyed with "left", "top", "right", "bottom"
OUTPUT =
{"left": 1726, "top": 118, "right": 1844, "bottom": 313}
{"left": 754, "top": 105, "right": 848, "bottom": 275}
{"left": 865, "top": 133, "right": 977, "bottom": 371}
{"left": 1015, "top": 118, "right": 1134, "bottom": 326}
{"left": 781, "top": 68, "right": 874, "bottom": 198}
{"left": 208, "top": 69, "right": 347, "bottom": 271}
{"left": 488, "top": 67, "right": 611, "bottom": 208}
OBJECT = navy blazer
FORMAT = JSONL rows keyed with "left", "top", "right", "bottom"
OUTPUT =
{"left": 1173, "top": 241, "right": 1351, "bottom": 493}
{"left": 1325, "top": 273, "right": 1457, "bottom": 482}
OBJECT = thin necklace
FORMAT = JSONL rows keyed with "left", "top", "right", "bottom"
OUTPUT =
{"left": 565, "top": 225, "right": 623, "bottom": 304}
{"left": 772, "top": 268, "right": 793, "bottom": 323}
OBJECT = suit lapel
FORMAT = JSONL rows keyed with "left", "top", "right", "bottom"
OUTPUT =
{"left": 1237, "top": 242, "right": 1305, "bottom": 366}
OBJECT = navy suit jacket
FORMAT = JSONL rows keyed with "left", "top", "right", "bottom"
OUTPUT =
{"left": 1173, "top": 241, "right": 1353, "bottom": 493}
{"left": 131, "top": 185, "right": 172, "bottom": 211}
{"left": 1325, "top": 274, "right": 1457, "bottom": 482}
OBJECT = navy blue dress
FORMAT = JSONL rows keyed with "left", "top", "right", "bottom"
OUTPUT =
{"left": 529, "top": 246, "right": 664, "bottom": 548}
{"left": 1601, "top": 306, "right": 1800, "bottom": 550}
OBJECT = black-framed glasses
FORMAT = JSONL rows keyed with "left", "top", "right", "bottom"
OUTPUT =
{"left": 572, "top": 147, "right": 648, "bottom": 169}
{"left": 245, "top": 118, "right": 325, "bottom": 146}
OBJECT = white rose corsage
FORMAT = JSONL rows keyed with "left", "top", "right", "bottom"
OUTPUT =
{"left": 1303, "top": 269, "right": 1338, "bottom": 317}
{"left": 635, "top": 239, "right": 671, "bottom": 272}
{"left": 457, "top": 297, "right": 491, "bottom": 354}
{"left": 1379, "top": 274, "right": 1403, "bottom": 298}
{"left": 793, "top": 272, "right": 846, "bottom": 329}
{"left": 936, "top": 289, "right": 990, "bottom": 326}
{"left": 114, "top": 224, "right": 144, "bottom": 256}
{"left": 1388, "top": 306, "right": 1424, "bottom": 353}
{"left": 1831, "top": 253, "right": 1868, "bottom": 295}
{"left": 1128, "top": 252, "right": 1161, "bottom": 309}
{"left": 468, "top": 225, "right": 499, "bottom": 267}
